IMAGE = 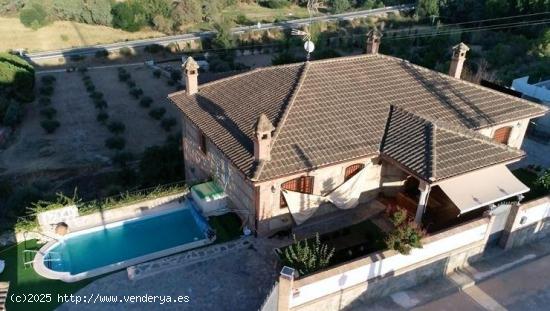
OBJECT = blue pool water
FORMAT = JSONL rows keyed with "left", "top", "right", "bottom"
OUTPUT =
{"left": 46, "top": 204, "right": 208, "bottom": 275}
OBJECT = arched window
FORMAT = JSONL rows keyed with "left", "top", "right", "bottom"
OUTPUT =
{"left": 344, "top": 163, "right": 365, "bottom": 181}
{"left": 280, "top": 176, "right": 314, "bottom": 208}
{"left": 493, "top": 126, "right": 512, "bottom": 145}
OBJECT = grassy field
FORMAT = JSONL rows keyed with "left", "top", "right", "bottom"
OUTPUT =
{"left": 0, "top": 240, "right": 93, "bottom": 311}
{"left": 0, "top": 17, "right": 164, "bottom": 53}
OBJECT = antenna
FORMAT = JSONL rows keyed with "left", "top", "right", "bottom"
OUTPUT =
{"left": 291, "top": 0, "right": 319, "bottom": 61}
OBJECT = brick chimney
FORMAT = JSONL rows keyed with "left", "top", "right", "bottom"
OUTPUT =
{"left": 254, "top": 114, "right": 275, "bottom": 162}
{"left": 366, "top": 29, "right": 383, "bottom": 54}
{"left": 183, "top": 57, "right": 199, "bottom": 95}
{"left": 449, "top": 42, "right": 470, "bottom": 79}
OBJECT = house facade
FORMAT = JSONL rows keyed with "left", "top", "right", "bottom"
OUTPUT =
{"left": 169, "top": 35, "right": 547, "bottom": 236}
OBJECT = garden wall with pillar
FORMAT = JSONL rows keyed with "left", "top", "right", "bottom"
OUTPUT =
{"left": 276, "top": 217, "right": 491, "bottom": 311}
{"left": 500, "top": 195, "right": 550, "bottom": 249}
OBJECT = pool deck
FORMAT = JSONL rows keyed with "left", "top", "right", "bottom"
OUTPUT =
{"left": 56, "top": 237, "right": 288, "bottom": 311}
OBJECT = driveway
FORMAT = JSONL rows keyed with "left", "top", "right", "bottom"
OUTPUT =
{"left": 56, "top": 238, "right": 283, "bottom": 311}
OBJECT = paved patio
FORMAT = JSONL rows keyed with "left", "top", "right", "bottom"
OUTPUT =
{"left": 56, "top": 238, "right": 285, "bottom": 311}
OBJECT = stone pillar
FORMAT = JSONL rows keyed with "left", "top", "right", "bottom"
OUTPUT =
{"left": 448, "top": 42, "right": 470, "bottom": 79}
{"left": 499, "top": 203, "right": 522, "bottom": 249}
{"left": 415, "top": 181, "right": 431, "bottom": 224}
{"left": 278, "top": 266, "right": 295, "bottom": 311}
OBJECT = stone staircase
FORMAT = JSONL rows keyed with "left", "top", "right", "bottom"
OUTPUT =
{"left": 0, "top": 282, "right": 9, "bottom": 311}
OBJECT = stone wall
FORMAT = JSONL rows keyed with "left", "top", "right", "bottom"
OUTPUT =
{"left": 182, "top": 117, "right": 256, "bottom": 228}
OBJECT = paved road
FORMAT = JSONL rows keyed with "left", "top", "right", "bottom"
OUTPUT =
{"left": 25, "top": 5, "right": 414, "bottom": 61}
{"left": 414, "top": 255, "right": 550, "bottom": 311}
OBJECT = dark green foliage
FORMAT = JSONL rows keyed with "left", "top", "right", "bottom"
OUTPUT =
{"left": 152, "top": 69, "right": 161, "bottom": 78}
{"left": 96, "top": 111, "right": 109, "bottom": 123}
{"left": 112, "top": 1, "right": 147, "bottom": 32}
{"left": 139, "top": 96, "right": 153, "bottom": 107}
{"left": 107, "top": 121, "right": 125, "bottom": 134}
{"left": 281, "top": 233, "right": 335, "bottom": 276}
{"left": 160, "top": 117, "right": 176, "bottom": 131}
{"left": 2, "top": 102, "right": 22, "bottom": 126}
{"left": 144, "top": 44, "right": 164, "bottom": 53}
{"left": 0, "top": 53, "right": 35, "bottom": 103}
{"left": 261, "top": 0, "right": 291, "bottom": 9}
{"left": 112, "top": 151, "right": 134, "bottom": 167}
{"left": 39, "top": 85, "right": 53, "bottom": 96}
{"left": 118, "top": 71, "right": 130, "bottom": 81}
{"left": 148, "top": 107, "right": 166, "bottom": 120}
{"left": 105, "top": 136, "right": 126, "bottom": 150}
{"left": 272, "top": 52, "right": 299, "bottom": 65}
{"left": 40, "top": 119, "right": 60, "bottom": 134}
{"left": 86, "top": 84, "right": 95, "bottom": 92}
{"left": 129, "top": 87, "right": 143, "bottom": 98}
{"left": 138, "top": 136, "right": 184, "bottom": 186}
{"left": 329, "top": 0, "right": 350, "bottom": 13}
{"left": 94, "top": 99, "right": 107, "bottom": 109}
{"left": 385, "top": 210, "right": 425, "bottom": 255}
{"left": 212, "top": 18, "right": 235, "bottom": 49}
{"left": 536, "top": 169, "right": 550, "bottom": 191}
{"left": 416, "top": 0, "right": 439, "bottom": 18}
{"left": 166, "top": 79, "right": 176, "bottom": 86}
{"left": 51, "top": 0, "right": 112, "bottom": 26}
{"left": 40, "top": 107, "right": 57, "bottom": 119}
{"left": 95, "top": 50, "right": 109, "bottom": 58}
{"left": 19, "top": 2, "right": 48, "bottom": 29}
{"left": 126, "top": 79, "right": 136, "bottom": 88}
{"left": 38, "top": 97, "right": 51, "bottom": 106}
{"left": 89, "top": 91, "right": 103, "bottom": 100}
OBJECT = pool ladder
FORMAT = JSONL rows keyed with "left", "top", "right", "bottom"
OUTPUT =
{"left": 22, "top": 250, "right": 61, "bottom": 269}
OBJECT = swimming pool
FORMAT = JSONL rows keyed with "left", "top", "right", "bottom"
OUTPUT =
{"left": 34, "top": 201, "right": 213, "bottom": 282}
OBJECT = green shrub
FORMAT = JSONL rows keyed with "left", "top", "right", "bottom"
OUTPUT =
{"left": 40, "top": 107, "right": 57, "bottom": 119}
{"left": 144, "top": 44, "right": 164, "bottom": 54}
{"left": 39, "top": 85, "right": 54, "bottom": 96}
{"left": 96, "top": 111, "right": 109, "bottom": 123}
{"left": 281, "top": 233, "right": 335, "bottom": 276}
{"left": 167, "top": 79, "right": 175, "bottom": 86}
{"left": 149, "top": 107, "right": 166, "bottom": 120}
{"left": 86, "top": 84, "right": 96, "bottom": 92}
{"left": 129, "top": 87, "right": 143, "bottom": 98}
{"left": 19, "top": 2, "right": 49, "bottom": 29}
{"left": 385, "top": 210, "right": 425, "bottom": 255}
{"left": 105, "top": 136, "right": 126, "bottom": 150}
{"left": 261, "top": 0, "right": 290, "bottom": 9}
{"left": 112, "top": 151, "right": 134, "bottom": 167}
{"left": 2, "top": 102, "right": 23, "bottom": 126}
{"left": 160, "top": 117, "right": 177, "bottom": 131}
{"left": 139, "top": 96, "right": 153, "bottom": 107}
{"left": 0, "top": 52, "right": 35, "bottom": 102}
{"left": 107, "top": 121, "right": 125, "bottom": 134}
{"left": 95, "top": 50, "right": 109, "bottom": 58}
{"left": 38, "top": 97, "right": 51, "bottom": 106}
{"left": 94, "top": 99, "right": 108, "bottom": 109}
{"left": 40, "top": 75, "right": 56, "bottom": 84}
{"left": 112, "top": 1, "right": 146, "bottom": 32}
{"left": 536, "top": 169, "right": 550, "bottom": 191}
{"left": 152, "top": 69, "right": 161, "bottom": 78}
{"left": 139, "top": 136, "right": 185, "bottom": 185}
{"left": 90, "top": 91, "right": 103, "bottom": 100}
{"left": 126, "top": 79, "right": 136, "bottom": 88}
{"left": 40, "top": 119, "right": 60, "bottom": 134}
{"left": 118, "top": 72, "right": 130, "bottom": 81}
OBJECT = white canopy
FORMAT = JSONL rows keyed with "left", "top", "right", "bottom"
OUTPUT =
{"left": 438, "top": 165, "right": 529, "bottom": 214}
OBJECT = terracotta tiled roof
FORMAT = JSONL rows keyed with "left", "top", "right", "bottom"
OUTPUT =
{"left": 380, "top": 106, "right": 524, "bottom": 181}
{"left": 169, "top": 54, "right": 547, "bottom": 182}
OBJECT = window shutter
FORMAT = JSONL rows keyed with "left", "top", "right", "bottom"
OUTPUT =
{"left": 280, "top": 176, "right": 314, "bottom": 208}
{"left": 344, "top": 164, "right": 365, "bottom": 181}
{"left": 493, "top": 127, "right": 512, "bottom": 145}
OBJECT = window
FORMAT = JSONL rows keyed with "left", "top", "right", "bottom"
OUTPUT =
{"left": 493, "top": 126, "right": 512, "bottom": 145}
{"left": 344, "top": 163, "right": 365, "bottom": 181}
{"left": 199, "top": 131, "right": 207, "bottom": 154}
{"left": 280, "top": 176, "right": 314, "bottom": 208}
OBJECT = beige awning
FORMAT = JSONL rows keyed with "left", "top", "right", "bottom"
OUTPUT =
{"left": 438, "top": 165, "right": 529, "bottom": 214}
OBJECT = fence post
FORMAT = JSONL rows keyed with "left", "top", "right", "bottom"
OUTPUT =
{"left": 499, "top": 203, "right": 522, "bottom": 249}
{"left": 278, "top": 266, "right": 295, "bottom": 311}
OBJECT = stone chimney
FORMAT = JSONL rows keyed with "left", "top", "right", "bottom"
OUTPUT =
{"left": 254, "top": 114, "right": 275, "bottom": 162}
{"left": 449, "top": 42, "right": 470, "bottom": 79}
{"left": 183, "top": 57, "right": 199, "bottom": 95}
{"left": 366, "top": 29, "right": 383, "bottom": 54}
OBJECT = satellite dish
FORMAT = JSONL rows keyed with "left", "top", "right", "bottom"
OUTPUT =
{"left": 304, "top": 41, "right": 315, "bottom": 53}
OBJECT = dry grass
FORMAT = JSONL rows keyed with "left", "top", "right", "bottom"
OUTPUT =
{"left": 0, "top": 17, "right": 165, "bottom": 52}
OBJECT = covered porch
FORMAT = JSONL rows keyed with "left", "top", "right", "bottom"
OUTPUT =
{"left": 380, "top": 163, "right": 530, "bottom": 233}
